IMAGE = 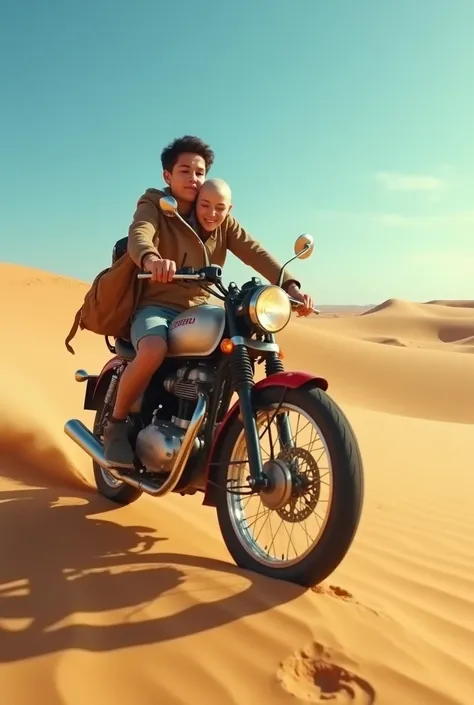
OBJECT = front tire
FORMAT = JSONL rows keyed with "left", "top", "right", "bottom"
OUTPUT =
{"left": 215, "top": 385, "right": 364, "bottom": 587}
{"left": 92, "top": 398, "right": 142, "bottom": 506}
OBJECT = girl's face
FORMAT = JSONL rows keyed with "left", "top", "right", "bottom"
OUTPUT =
{"left": 196, "top": 186, "right": 232, "bottom": 231}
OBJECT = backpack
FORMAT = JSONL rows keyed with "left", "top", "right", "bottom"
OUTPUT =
{"left": 64, "top": 239, "right": 143, "bottom": 354}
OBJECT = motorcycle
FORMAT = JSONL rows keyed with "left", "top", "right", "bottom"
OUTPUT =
{"left": 64, "top": 195, "right": 364, "bottom": 587}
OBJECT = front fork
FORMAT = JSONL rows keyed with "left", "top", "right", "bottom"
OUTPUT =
{"left": 264, "top": 348, "right": 295, "bottom": 451}
{"left": 231, "top": 340, "right": 294, "bottom": 490}
{"left": 230, "top": 342, "right": 266, "bottom": 488}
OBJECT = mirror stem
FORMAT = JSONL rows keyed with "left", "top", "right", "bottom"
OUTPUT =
{"left": 276, "top": 244, "right": 310, "bottom": 288}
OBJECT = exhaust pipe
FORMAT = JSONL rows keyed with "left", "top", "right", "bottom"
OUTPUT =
{"left": 63, "top": 393, "right": 207, "bottom": 498}
{"left": 64, "top": 418, "right": 159, "bottom": 491}
{"left": 64, "top": 419, "right": 112, "bottom": 468}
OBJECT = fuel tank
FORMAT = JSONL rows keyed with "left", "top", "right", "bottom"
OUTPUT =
{"left": 167, "top": 304, "right": 226, "bottom": 358}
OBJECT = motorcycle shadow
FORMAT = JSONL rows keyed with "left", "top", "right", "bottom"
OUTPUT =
{"left": 0, "top": 447, "right": 305, "bottom": 663}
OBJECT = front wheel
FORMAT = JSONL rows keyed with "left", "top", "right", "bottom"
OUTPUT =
{"left": 215, "top": 385, "right": 364, "bottom": 587}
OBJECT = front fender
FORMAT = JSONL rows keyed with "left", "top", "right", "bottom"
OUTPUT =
{"left": 254, "top": 371, "right": 328, "bottom": 393}
{"left": 202, "top": 371, "right": 328, "bottom": 506}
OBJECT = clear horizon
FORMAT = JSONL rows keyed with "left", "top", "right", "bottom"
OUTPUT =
{"left": 1, "top": 0, "right": 473, "bottom": 305}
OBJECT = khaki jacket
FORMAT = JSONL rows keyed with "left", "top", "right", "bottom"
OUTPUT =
{"left": 64, "top": 188, "right": 300, "bottom": 353}
{"left": 127, "top": 188, "right": 300, "bottom": 311}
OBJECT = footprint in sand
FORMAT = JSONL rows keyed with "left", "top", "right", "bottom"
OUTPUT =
{"left": 312, "top": 584, "right": 353, "bottom": 601}
{"left": 277, "top": 642, "right": 375, "bottom": 704}
{"left": 311, "top": 584, "right": 380, "bottom": 618}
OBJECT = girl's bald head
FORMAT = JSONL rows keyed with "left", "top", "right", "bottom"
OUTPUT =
{"left": 199, "top": 178, "right": 232, "bottom": 201}
{"left": 196, "top": 178, "right": 233, "bottom": 232}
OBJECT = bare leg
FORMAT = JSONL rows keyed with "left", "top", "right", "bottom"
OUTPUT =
{"left": 103, "top": 336, "right": 167, "bottom": 468}
{"left": 112, "top": 337, "right": 168, "bottom": 419}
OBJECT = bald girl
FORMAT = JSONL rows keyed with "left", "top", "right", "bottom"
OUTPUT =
{"left": 196, "top": 178, "right": 234, "bottom": 233}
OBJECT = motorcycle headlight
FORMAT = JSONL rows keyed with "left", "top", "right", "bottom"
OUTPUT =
{"left": 247, "top": 285, "right": 292, "bottom": 333}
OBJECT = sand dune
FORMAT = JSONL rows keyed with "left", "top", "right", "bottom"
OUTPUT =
{"left": 282, "top": 309, "right": 474, "bottom": 424}
{"left": 0, "top": 262, "right": 473, "bottom": 705}
{"left": 426, "top": 299, "right": 474, "bottom": 309}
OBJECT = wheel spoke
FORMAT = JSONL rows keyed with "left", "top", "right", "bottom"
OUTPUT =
{"left": 225, "top": 403, "right": 334, "bottom": 570}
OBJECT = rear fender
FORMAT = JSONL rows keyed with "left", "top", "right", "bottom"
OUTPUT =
{"left": 83, "top": 356, "right": 123, "bottom": 411}
{"left": 202, "top": 371, "right": 328, "bottom": 506}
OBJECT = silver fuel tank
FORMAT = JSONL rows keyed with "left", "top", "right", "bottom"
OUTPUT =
{"left": 167, "top": 304, "right": 226, "bottom": 358}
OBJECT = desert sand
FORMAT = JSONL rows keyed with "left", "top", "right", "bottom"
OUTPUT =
{"left": 0, "top": 261, "right": 473, "bottom": 705}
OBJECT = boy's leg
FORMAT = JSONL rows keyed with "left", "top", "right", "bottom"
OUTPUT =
{"left": 103, "top": 305, "right": 179, "bottom": 468}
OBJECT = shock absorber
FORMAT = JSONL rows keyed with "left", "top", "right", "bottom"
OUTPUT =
{"left": 230, "top": 344, "right": 255, "bottom": 391}
{"left": 96, "top": 369, "right": 121, "bottom": 431}
{"left": 104, "top": 372, "right": 119, "bottom": 407}
{"left": 265, "top": 351, "right": 285, "bottom": 376}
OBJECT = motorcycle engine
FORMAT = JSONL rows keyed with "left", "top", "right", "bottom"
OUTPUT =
{"left": 135, "top": 362, "right": 214, "bottom": 473}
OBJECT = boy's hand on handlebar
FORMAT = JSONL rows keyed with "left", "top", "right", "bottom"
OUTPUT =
{"left": 288, "top": 284, "right": 315, "bottom": 317}
{"left": 143, "top": 255, "right": 177, "bottom": 283}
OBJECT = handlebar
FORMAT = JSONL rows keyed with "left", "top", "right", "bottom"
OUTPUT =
{"left": 136, "top": 268, "right": 319, "bottom": 314}
{"left": 137, "top": 265, "right": 222, "bottom": 283}
{"left": 137, "top": 272, "right": 203, "bottom": 280}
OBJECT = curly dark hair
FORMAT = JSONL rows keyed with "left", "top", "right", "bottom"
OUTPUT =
{"left": 160, "top": 135, "right": 215, "bottom": 173}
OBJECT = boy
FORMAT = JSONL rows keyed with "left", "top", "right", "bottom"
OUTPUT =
{"left": 104, "top": 136, "right": 314, "bottom": 469}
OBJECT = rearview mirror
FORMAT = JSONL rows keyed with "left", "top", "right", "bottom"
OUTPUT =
{"left": 293, "top": 234, "right": 314, "bottom": 260}
{"left": 159, "top": 195, "right": 179, "bottom": 217}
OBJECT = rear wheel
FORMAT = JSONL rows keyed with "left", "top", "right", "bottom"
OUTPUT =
{"left": 92, "top": 394, "right": 142, "bottom": 505}
{"left": 215, "top": 385, "right": 364, "bottom": 587}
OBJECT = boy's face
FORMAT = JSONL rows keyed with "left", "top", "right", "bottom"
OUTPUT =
{"left": 163, "top": 152, "right": 207, "bottom": 204}
{"left": 196, "top": 182, "right": 233, "bottom": 232}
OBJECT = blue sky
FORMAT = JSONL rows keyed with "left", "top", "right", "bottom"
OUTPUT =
{"left": 1, "top": 0, "right": 473, "bottom": 304}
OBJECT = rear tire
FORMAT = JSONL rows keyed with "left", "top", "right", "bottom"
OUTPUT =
{"left": 215, "top": 384, "right": 364, "bottom": 587}
{"left": 92, "top": 397, "right": 142, "bottom": 506}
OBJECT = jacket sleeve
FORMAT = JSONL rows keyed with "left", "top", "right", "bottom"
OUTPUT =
{"left": 127, "top": 198, "right": 162, "bottom": 269}
{"left": 224, "top": 215, "right": 301, "bottom": 290}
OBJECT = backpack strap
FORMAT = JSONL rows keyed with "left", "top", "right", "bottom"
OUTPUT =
{"left": 64, "top": 307, "right": 83, "bottom": 355}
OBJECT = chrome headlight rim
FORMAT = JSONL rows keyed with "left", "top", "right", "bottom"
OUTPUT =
{"left": 246, "top": 285, "right": 292, "bottom": 334}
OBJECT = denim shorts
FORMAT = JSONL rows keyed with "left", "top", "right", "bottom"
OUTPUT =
{"left": 130, "top": 304, "right": 181, "bottom": 350}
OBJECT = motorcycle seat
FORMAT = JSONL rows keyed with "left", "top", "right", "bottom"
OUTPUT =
{"left": 115, "top": 338, "right": 136, "bottom": 361}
